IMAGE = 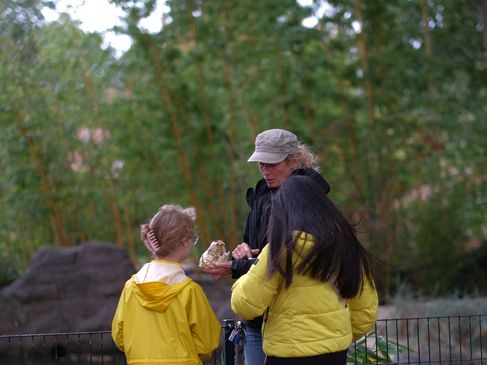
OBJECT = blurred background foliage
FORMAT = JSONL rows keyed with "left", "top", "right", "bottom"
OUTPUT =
{"left": 0, "top": 0, "right": 486, "bottom": 302}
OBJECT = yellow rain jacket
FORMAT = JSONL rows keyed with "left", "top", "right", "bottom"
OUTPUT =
{"left": 112, "top": 260, "right": 221, "bottom": 365}
{"left": 231, "top": 233, "right": 378, "bottom": 358}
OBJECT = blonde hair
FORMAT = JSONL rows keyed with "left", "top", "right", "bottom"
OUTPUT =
{"left": 286, "top": 142, "right": 320, "bottom": 170}
{"left": 140, "top": 204, "right": 196, "bottom": 257}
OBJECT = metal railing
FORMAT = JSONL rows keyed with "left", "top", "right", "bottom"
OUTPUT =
{"left": 348, "top": 315, "right": 486, "bottom": 364}
{"left": 0, "top": 315, "right": 485, "bottom": 364}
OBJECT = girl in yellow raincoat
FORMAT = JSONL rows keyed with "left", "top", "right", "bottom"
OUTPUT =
{"left": 112, "top": 204, "right": 221, "bottom": 365}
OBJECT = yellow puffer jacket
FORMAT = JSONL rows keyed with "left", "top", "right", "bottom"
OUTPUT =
{"left": 231, "top": 234, "right": 378, "bottom": 358}
{"left": 112, "top": 260, "right": 221, "bottom": 365}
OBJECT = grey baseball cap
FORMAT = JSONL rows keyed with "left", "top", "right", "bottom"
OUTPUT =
{"left": 248, "top": 129, "right": 299, "bottom": 163}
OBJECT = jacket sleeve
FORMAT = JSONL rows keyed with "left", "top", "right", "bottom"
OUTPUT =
{"left": 233, "top": 187, "right": 260, "bottom": 279}
{"left": 347, "top": 277, "right": 379, "bottom": 341}
{"left": 231, "top": 258, "right": 256, "bottom": 279}
{"left": 111, "top": 287, "right": 126, "bottom": 352}
{"left": 242, "top": 187, "right": 255, "bottom": 244}
{"left": 187, "top": 284, "right": 221, "bottom": 360}
{"left": 231, "top": 246, "right": 280, "bottom": 320}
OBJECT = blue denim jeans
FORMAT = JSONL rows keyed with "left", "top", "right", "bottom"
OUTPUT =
{"left": 244, "top": 326, "right": 266, "bottom": 365}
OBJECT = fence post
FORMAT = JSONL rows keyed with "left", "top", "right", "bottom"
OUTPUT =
{"left": 223, "top": 319, "right": 235, "bottom": 365}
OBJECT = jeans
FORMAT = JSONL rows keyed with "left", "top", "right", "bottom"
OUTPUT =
{"left": 244, "top": 326, "right": 266, "bottom": 365}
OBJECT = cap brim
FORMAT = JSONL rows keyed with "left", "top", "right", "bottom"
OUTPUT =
{"left": 247, "top": 151, "right": 288, "bottom": 163}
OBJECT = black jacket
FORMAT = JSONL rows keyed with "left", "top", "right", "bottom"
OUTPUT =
{"left": 231, "top": 168, "right": 331, "bottom": 328}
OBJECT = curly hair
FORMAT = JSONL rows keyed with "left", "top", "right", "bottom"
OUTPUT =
{"left": 286, "top": 142, "right": 320, "bottom": 170}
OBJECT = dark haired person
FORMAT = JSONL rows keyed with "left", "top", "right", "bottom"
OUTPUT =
{"left": 203, "top": 129, "right": 331, "bottom": 365}
{"left": 231, "top": 175, "right": 378, "bottom": 365}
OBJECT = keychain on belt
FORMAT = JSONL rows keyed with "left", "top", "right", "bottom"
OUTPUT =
{"left": 228, "top": 321, "right": 246, "bottom": 345}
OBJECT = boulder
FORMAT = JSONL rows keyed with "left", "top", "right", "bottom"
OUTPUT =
{"left": 0, "top": 241, "right": 136, "bottom": 335}
{"left": 0, "top": 242, "right": 236, "bottom": 359}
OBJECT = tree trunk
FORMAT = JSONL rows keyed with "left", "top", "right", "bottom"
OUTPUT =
{"left": 420, "top": 0, "right": 436, "bottom": 97}
{"left": 187, "top": 3, "right": 228, "bottom": 243}
{"left": 352, "top": 0, "right": 381, "bottom": 218}
{"left": 301, "top": 68, "right": 316, "bottom": 139}
{"left": 217, "top": 5, "right": 242, "bottom": 246}
{"left": 353, "top": 0, "right": 376, "bottom": 127}
{"left": 137, "top": 32, "right": 211, "bottom": 246}
{"left": 477, "top": 0, "right": 487, "bottom": 57}
{"left": 16, "top": 114, "right": 69, "bottom": 247}
{"left": 83, "top": 74, "right": 125, "bottom": 248}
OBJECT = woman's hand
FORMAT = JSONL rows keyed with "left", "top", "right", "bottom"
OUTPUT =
{"left": 201, "top": 261, "right": 232, "bottom": 279}
{"left": 232, "top": 242, "right": 260, "bottom": 260}
{"left": 200, "top": 243, "right": 259, "bottom": 280}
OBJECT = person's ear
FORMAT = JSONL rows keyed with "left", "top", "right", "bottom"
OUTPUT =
{"left": 287, "top": 159, "right": 297, "bottom": 170}
{"left": 181, "top": 238, "right": 191, "bottom": 247}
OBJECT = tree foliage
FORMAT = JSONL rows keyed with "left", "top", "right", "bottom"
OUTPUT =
{"left": 0, "top": 0, "right": 486, "bottom": 298}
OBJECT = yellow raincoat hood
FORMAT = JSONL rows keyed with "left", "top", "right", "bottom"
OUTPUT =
{"left": 133, "top": 277, "right": 192, "bottom": 312}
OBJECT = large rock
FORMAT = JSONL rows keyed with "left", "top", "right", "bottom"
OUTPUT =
{"left": 0, "top": 242, "right": 235, "bottom": 360}
{"left": 0, "top": 241, "right": 136, "bottom": 335}
{"left": 0, "top": 242, "right": 235, "bottom": 336}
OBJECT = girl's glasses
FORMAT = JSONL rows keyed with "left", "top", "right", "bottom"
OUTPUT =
{"left": 192, "top": 235, "right": 199, "bottom": 246}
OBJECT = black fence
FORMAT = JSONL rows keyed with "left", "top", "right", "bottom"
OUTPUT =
{"left": 0, "top": 315, "right": 485, "bottom": 364}
{"left": 348, "top": 315, "right": 486, "bottom": 364}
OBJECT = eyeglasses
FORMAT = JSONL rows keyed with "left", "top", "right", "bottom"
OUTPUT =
{"left": 192, "top": 235, "right": 199, "bottom": 246}
{"left": 258, "top": 162, "right": 281, "bottom": 170}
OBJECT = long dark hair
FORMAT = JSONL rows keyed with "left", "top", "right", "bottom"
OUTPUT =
{"left": 267, "top": 175, "right": 375, "bottom": 299}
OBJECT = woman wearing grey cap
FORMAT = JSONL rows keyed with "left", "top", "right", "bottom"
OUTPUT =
{"left": 202, "top": 128, "right": 331, "bottom": 365}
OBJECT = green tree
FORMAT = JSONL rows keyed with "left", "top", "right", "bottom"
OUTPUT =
{"left": 0, "top": 0, "right": 485, "bottom": 298}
